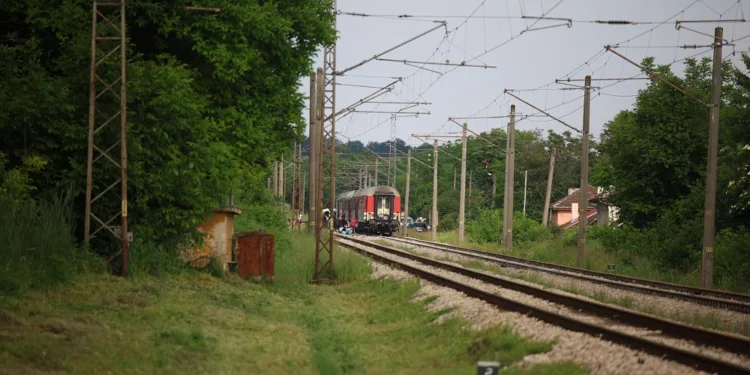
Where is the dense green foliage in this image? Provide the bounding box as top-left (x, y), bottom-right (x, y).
top-left (466, 209), bottom-right (551, 245)
top-left (589, 55), bottom-right (750, 282)
top-left (1, 0), bottom-right (334, 251)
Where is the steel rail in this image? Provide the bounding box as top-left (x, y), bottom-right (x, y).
top-left (337, 237), bottom-right (750, 374)
top-left (392, 236), bottom-right (750, 309)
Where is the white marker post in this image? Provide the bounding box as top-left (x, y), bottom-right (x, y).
top-left (477, 361), bottom-right (500, 375)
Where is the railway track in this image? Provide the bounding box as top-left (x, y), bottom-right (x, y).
top-left (386, 236), bottom-right (750, 314)
top-left (336, 235), bottom-right (750, 374)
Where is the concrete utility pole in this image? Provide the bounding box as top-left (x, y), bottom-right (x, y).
top-left (273, 161), bottom-right (279, 196)
top-left (375, 158), bottom-right (379, 186)
top-left (405, 149), bottom-right (411, 237)
top-left (702, 27), bottom-right (723, 289)
top-left (302, 173), bottom-right (306, 222)
top-left (432, 139), bottom-right (439, 241)
top-left (503, 105), bottom-right (516, 250)
top-left (279, 155), bottom-right (285, 198)
top-left (291, 145), bottom-right (298, 228)
top-left (542, 148), bottom-right (557, 226)
top-left (523, 170), bottom-right (528, 216)
top-left (308, 72), bottom-right (318, 230)
top-left (578, 75), bottom-right (592, 269)
top-left (459, 122), bottom-right (468, 243)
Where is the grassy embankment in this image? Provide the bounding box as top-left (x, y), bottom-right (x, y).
top-left (1, 228), bottom-right (587, 375)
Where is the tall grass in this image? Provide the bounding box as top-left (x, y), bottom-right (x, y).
top-left (0, 191), bottom-right (102, 294)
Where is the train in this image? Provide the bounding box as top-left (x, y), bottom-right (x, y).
top-left (335, 185), bottom-right (401, 236)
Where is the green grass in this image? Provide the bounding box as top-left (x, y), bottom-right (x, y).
top-left (0, 231), bottom-right (587, 375)
top-left (0, 192), bottom-right (103, 294)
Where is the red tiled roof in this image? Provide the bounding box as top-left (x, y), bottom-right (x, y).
top-left (551, 185), bottom-right (598, 211)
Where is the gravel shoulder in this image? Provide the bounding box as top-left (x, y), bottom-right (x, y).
top-left (341, 237), bottom-right (750, 371)
top-left (369, 256), bottom-right (709, 375)
top-left (379, 237), bottom-right (750, 337)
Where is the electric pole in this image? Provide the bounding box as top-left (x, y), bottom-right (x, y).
top-left (702, 27), bottom-right (723, 289)
top-left (308, 71), bottom-right (318, 230)
top-left (85, 0), bottom-right (130, 276)
top-left (578, 75), bottom-right (592, 269)
top-left (459, 122), bottom-right (468, 243)
top-left (523, 170), bottom-right (528, 217)
top-left (301, 172), bottom-right (306, 224)
top-left (405, 149), bottom-right (411, 237)
top-left (279, 155), bottom-right (285, 198)
top-left (375, 158), bottom-right (379, 186)
top-left (432, 139), bottom-right (439, 241)
top-left (503, 105), bottom-right (516, 250)
top-left (273, 161), bottom-right (279, 197)
top-left (291, 144), bottom-right (298, 228)
top-left (542, 148), bottom-right (557, 226)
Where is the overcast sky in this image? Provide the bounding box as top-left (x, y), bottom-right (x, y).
top-left (299, 0), bottom-right (749, 147)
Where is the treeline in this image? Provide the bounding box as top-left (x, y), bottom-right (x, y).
top-left (286, 55), bottom-right (750, 289)
top-left (1, 0), bottom-right (334, 291)
top-left (590, 56), bottom-right (750, 284)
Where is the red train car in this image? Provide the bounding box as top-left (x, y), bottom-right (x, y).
top-left (336, 185), bottom-right (401, 236)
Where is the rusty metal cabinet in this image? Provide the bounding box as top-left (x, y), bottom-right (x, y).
top-left (236, 231), bottom-right (275, 281)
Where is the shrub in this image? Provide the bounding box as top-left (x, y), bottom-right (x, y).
top-left (588, 225), bottom-right (640, 253)
top-left (714, 227), bottom-right (750, 290)
top-left (512, 213), bottom-right (551, 244)
top-left (563, 228), bottom-right (578, 246)
top-left (438, 212), bottom-right (458, 231)
top-left (466, 209), bottom-right (502, 244)
top-left (129, 238), bottom-right (184, 277)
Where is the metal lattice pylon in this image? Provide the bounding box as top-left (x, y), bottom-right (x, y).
top-left (313, 1), bottom-right (337, 282)
top-left (84, 1), bottom-right (129, 276)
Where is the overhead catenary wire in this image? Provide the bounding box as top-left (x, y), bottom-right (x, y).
top-left (337, 0), bottom-right (750, 156)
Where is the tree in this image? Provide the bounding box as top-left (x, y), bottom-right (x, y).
top-left (593, 56), bottom-right (744, 231)
top-left (0, 0), bottom-right (335, 247)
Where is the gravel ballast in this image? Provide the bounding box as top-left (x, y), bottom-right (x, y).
top-left (368, 259), bottom-right (708, 375)
top-left (340, 237), bottom-right (750, 371)
top-left (380, 237), bottom-right (750, 334)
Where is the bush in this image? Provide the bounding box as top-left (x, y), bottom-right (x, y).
top-left (466, 209), bottom-right (502, 244)
top-left (129, 238), bottom-right (184, 277)
top-left (645, 209), bottom-right (702, 272)
top-left (0, 190), bottom-right (102, 294)
top-left (512, 213), bottom-right (551, 244)
top-left (587, 225), bottom-right (646, 266)
top-left (714, 227), bottom-right (750, 290)
top-left (438, 212), bottom-right (458, 231)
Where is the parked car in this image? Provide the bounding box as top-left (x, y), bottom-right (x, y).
top-left (411, 222), bottom-right (429, 232)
